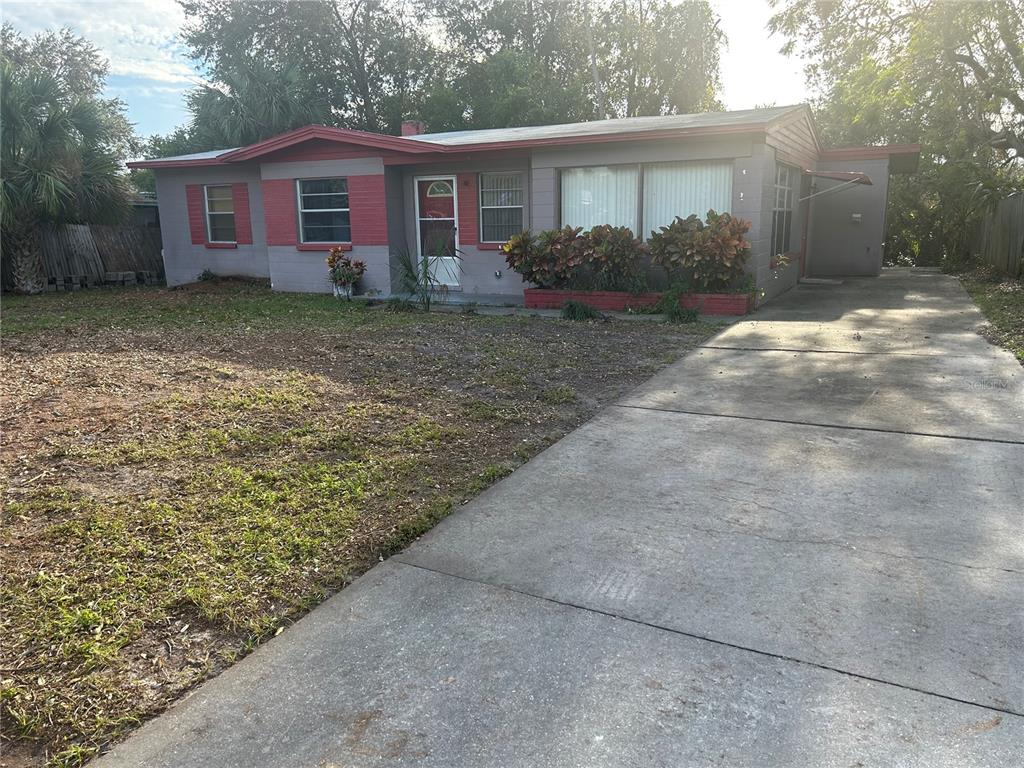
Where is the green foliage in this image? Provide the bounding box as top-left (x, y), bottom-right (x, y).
top-left (0, 24), bottom-right (134, 292)
top-left (580, 225), bottom-right (650, 292)
top-left (649, 210), bottom-right (752, 291)
top-left (390, 245), bottom-right (462, 311)
top-left (651, 283), bottom-right (700, 324)
top-left (595, 0), bottom-right (725, 116)
top-left (770, 0), bottom-right (1024, 267)
top-left (326, 249), bottom-right (367, 299)
top-left (154, 0), bottom-right (725, 156)
top-left (503, 227), bottom-right (584, 289)
top-left (560, 300), bottom-right (601, 321)
top-left (505, 225), bottom-right (652, 291)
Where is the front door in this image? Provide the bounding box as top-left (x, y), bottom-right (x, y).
top-left (415, 176), bottom-right (460, 287)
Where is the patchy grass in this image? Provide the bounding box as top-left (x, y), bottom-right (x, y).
top-left (959, 267), bottom-right (1024, 363)
top-left (0, 281), bottom-right (719, 766)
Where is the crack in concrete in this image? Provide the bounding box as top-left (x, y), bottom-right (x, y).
top-left (613, 403), bottom-right (1024, 446)
top-left (394, 559), bottom-right (1024, 720)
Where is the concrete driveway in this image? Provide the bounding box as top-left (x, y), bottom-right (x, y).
top-left (95, 269), bottom-right (1023, 767)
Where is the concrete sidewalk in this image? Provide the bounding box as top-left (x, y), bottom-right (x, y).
top-left (95, 269), bottom-right (1023, 767)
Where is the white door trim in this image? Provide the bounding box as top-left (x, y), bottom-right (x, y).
top-left (413, 174), bottom-right (460, 288)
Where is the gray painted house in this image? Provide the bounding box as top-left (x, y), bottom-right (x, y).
top-left (130, 105), bottom-right (919, 304)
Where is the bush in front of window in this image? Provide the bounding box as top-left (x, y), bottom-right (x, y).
top-left (504, 226), bottom-right (651, 291)
top-left (649, 210), bottom-right (752, 293)
top-left (580, 225), bottom-right (649, 293)
top-left (502, 228), bottom-right (583, 289)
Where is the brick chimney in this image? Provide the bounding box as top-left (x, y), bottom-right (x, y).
top-left (401, 120), bottom-right (427, 136)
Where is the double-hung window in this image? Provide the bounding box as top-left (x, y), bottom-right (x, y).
top-left (771, 165), bottom-right (796, 257)
top-left (479, 173), bottom-right (524, 242)
top-left (204, 185), bottom-right (236, 243)
top-left (297, 178), bottom-right (350, 243)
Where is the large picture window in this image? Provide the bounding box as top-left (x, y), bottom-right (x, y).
top-left (204, 185), bottom-right (236, 243)
top-left (560, 161), bottom-right (733, 237)
top-left (560, 166), bottom-right (638, 232)
top-left (479, 173), bottom-right (524, 242)
top-left (297, 178), bottom-right (351, 243)
top-left (771, 165), bottom-right (796, 257)
top-left (642, 161), bottom-right (732, 234)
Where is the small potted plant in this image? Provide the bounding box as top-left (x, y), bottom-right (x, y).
top-left (326, 248), bottom-right (367, 299)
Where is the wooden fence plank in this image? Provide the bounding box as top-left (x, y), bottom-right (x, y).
top-left (974, 193), bottom-right (1024, 277)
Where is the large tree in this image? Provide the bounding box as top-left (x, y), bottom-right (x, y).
top-left (0, 25), bottom-right (135, 293)
top-left (179, 0), bottom-right (435, 135)
top-left (596, 0), bottom-right (724, 117)
top-left (160, 0), bottom-right (726, 150)
top-left (770, 0), bottom-right (1024, 265)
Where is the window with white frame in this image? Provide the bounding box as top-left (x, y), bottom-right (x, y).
top-left (297, 178), bottom-right (351, 243)
top-left (771, 165), bottom-right (796, 257)
top-left (204, 185), bottom-right (236, 242)
top-left (479, 173), bottom-right (524, 242)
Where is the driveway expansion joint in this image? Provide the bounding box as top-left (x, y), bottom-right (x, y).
top-left (613, 403), bottom-right (1024, 446)
top-left (698, 343), bottom-right (988, 359)
top-left (392, 559), bottom-right (1024, 720)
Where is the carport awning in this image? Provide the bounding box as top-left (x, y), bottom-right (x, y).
top-left (806, 170), bottom-right (872, 185)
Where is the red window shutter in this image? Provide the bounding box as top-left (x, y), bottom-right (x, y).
top-left (232, 183), bottom-right (253, 244)
top-left (186, 184), bottom-right (207, 244)
top-left (456, 173), bottom-right (478, 246)
top-left (262, 179), bottom-right (297, 245)
top-left (348, 175), bottom-right (388, 245)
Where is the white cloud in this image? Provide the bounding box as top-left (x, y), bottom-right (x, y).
top-left (2, 0), bottom-right (202, 133)
top-left (3, 0), bottom-right (200, 84)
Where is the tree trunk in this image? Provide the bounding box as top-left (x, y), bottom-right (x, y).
top-left (3, 226), bottom-right (46, 294)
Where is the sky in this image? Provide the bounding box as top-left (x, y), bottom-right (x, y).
top-left (2, 0), bottom-right (809, 139)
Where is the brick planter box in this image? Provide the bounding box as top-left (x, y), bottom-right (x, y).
top-left (523, 288), bottom-right (753, 316)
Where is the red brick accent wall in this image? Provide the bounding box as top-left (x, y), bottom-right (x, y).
top-left (186, 184), bottom-right (206, 244)
top-left (232, 183), bottom-right (253, 244)
top-left (262, 179), bottom-right (298, 245)
top-left (456, 173), bottom-right (478, 246)
top-left (348, 174), bottom-right (388, 245)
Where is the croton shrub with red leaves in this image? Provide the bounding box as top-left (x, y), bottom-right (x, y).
top-left (649, 210), bottom-right (752, 292)
top-left (502, 225), bottom-right (648, 291)
top-left (504, 212), bottom-right (751, 294)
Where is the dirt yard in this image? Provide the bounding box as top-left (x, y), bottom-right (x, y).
top-left (0, 281), bottom-right (719, 767)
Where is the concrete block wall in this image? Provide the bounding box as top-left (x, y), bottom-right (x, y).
top-left (268, 245), bottom-right (391, 294)
top-left (259, 156), bottom-right (392, 295)
top-left (154, 166), bottom-right (269, 287)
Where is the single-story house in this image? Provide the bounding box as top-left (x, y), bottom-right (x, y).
top-left (129, 104), bottom-right (919, 304)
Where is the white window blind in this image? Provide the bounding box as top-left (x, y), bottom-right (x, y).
top-left (560, 166), bottom-right (638, 232)
top-left (642, 161), bottom-right (732, 235)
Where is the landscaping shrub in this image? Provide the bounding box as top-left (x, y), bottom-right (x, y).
top-left (649, 210), bottom-right (752, 292)
top-left (505, 225), bottom-right (649, 291)
top-left (580, 224), bottom-right (650, 292)
top-left (561, 299), bottom-right (601, 321)
top-left (502, 228), bottom-right (584, 289)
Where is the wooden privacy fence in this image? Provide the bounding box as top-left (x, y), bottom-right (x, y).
top-left (973, 192), bottom-right (1024, 277)
top-left (4, 223), bottom-right (164, 292)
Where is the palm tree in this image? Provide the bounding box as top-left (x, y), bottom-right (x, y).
top-left (187, 62), bottom-right (329, 149)
top-left (1, 60), bottom-right (130, 293)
